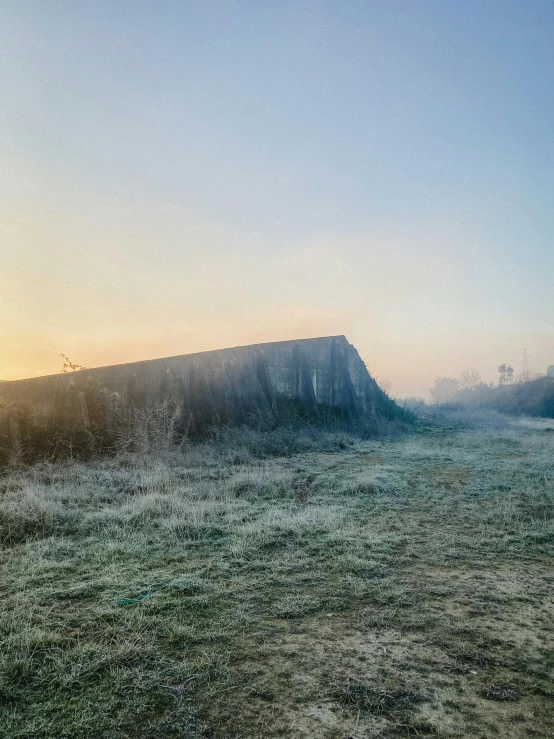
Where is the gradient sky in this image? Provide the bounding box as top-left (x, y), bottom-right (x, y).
top-left (1, 1), bottom-right (553, 397)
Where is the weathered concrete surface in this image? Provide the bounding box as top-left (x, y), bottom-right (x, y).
top-left (0, 336), bottom-right (391, 459)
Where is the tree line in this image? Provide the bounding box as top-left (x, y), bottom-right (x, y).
top-left (429, 365), bottom-right (545, 405)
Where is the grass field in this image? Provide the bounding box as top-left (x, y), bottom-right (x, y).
top-left (1, 417), bottom-right (553, 738)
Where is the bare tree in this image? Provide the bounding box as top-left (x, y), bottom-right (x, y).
top-left (459, 368), bottom-right (482, 391)
top-left (430, 377), bottom-right (459, 404)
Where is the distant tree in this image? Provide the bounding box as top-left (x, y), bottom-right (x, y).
top-left (497, 364), bottom-right (514, 386)
top-left (459, 368), bottom-right (482, 391)
top-left (517, 368), bottom-right (532, 383)
top-left (514, 369), bottom-right (545, 384)
top-left (430, 377), bottom-right (459, 404)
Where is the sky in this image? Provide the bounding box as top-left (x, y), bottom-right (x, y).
top-left (1, 0), bottom-right (553, 398)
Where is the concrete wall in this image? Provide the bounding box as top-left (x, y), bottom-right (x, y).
top-left (0, 336), bottom-right (387, 459)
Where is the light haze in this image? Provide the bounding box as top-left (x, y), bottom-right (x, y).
top-left (1, 1), bottom-right (553, 397)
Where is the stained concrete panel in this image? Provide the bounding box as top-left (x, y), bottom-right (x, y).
top-left (0, 336), bottom-right (389, 458)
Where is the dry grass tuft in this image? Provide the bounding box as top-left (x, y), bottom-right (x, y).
top-left (481, 682), bottom-right (521, 702)
top-left (336, 679), bottom-right (424, 714)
